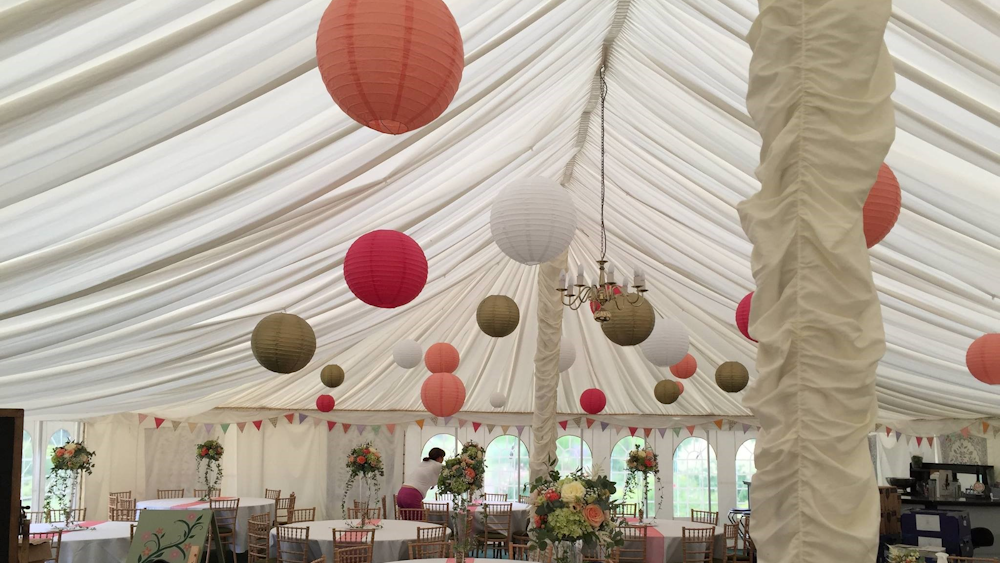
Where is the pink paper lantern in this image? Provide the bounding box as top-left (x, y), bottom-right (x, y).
top-left (736, 292), bottom-right (756, 342)
top-left (316, 394), bottom-right (336, 412)
top-left (579, 388), bottom-right (607, 415)
top-left (863, 163), bottom-right (902, 248)
top-left (676, 381), bottom-right (684, 395)
top-left (344, 230), bottom-right (428, 308)
top-left (421, 372), bottom-right (466, 417)
top-left (425, 342), bottom-right (460, 373)
top-left (968, 333), bottom-right (1000, 385)
top-left (670, 354), bottom-right (697, 379)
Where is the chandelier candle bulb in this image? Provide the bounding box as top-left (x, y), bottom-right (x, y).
top-left (558, 271), bottom-right (567, 289)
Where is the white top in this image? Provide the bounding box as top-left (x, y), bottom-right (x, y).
top-left (403, 459), bottom-right (443, 496)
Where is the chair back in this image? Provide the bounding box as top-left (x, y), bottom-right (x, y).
top-left (484, 493), bottom-right (508, 502)
top-left (210, 497), bottom-right (240, 553)
top-left (157, 489), bottom-right (185, 499)
top-left (511, 543), bottom-right (553, 562)
top-left (194, 487), bottom-right (222, 498)
top-left (346, 507), bottom-right (381, 521)
top-left (109, 491), bottom-right (131, 516)
top-left (416, 525), bottom-right (448, 543)
top-left (392, 494), bottom-right (399, 519)
top-left (619, 524), bottom-right (648, 563)
top-left (110, 498), bottom-right (139, 522)
top-left (422, 502), bottom-right (449, 526)
top-left (276, 525), bottom-right (311, 563)
top-left (28, 530), bottom-right (63, 563)
top-left (289, 508), bottom-right (317, 524)
top-left (335, 545), bottom-right (373, 563)
top-left (435, 492), bottom-right (453, 502)
top-left (333, 528), bottom-right (376, 549)
top-left (398, 507), bottom-right (425, 522)
top-left (723, 523), bottom-right (739, 562)
top-left (612, 504), bottom-right (637, 519)
top-left (581, 543), bottom-right (618, 563)
top-left (482, 502), bottom-right (513, 554)
top-left (519, 494), bottom-right (533, 504)
top-left (247, 515), bottom-right (273, 563)
top-left (682, 527), bottom-right (716, 562)
top-left (276, 493), bottom-right (297, 525)
top-left (48, 507), bottom-right (86, 523)
top-left (408, 541), bottom-right (451, 559)
top-left (26, 510), bottom-right (48, 524)
top-left (266, 488), bottom-right (282, 501)
top-left (690, 509), bottom-right (719, 526)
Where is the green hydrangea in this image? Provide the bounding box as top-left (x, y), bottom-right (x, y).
top-left (548, 508), bottom-right (589, 539)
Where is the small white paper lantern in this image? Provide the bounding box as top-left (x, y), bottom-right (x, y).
top-left (559, 340), bottom-right (576, 372)
top-left (639, 318), bottom-right (689, 367)
top-left (490, 177), bottom-right (577, 265)
top-left (393, 339), bottom-right (422, 369)
top-left (489, 392), bottom-right (507, 409)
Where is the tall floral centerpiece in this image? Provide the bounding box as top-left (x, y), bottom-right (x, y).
top-left (45, 440), bottom-right (96, 529)
top-left (886, 546), bottom-right (921, 563)
top-left (624, 444), bottom-right (659, 522)
top-left (342, 442), bottom-right (385, 528)
top-left (436, 441), bottom-right (486, 561)
top-left (527, 465), bottom-right (624, 563)
top-left (195, 439), bottom-right (224, 501)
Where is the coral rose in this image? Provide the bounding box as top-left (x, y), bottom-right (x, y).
top-left (645, 458), bottom-right (654, 467)
top-left (465, 467), bottom-right (476, 479)
top-left (544, 490), bottom-right (560, 502)
top-left (357, 456), bottom-right (367, 464)
top-left (56, 448), bottom-right (65, 456)
top-left (583, 504), bottom-right (605, 527)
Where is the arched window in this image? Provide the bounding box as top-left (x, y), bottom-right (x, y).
top-left (21, 431), bottom-right (33, 505)
top-left (484, 436), bottom-right (529, 501)
top-left (673, 437), bottom-right (718, 518)
top-left (610, 437), bottom-right (656, 517)
top-left (421, 433), bottom-right (458, 460)
top-left (735, 439), bottom-right (757, 509)
top-left (555, 436), bottom-right (593, 475)
top-left (45, 429), bottom-right (72, 511)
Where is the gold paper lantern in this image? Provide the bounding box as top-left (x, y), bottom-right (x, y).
top-left (654, 380), bottom-right (680, 405)
top-left (476, 295), bottom-right (520, 337)
top-left (716, 361), bottom-right (749, 393)
top-left (251, 313), bottom-right (317, 374)
top-left (321, 364), bottom-right (345, 388)
top-left (601, 295), bottom-right (655, 346)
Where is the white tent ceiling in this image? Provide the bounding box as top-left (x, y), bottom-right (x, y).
top-left (1, 0), bottom-right (998, 423)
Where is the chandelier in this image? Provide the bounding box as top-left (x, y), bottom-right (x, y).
top-left (556, 66), bottom-right (648, 323)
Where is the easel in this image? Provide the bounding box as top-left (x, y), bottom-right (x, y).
top-left (127, 509), bottom-right (225, 563)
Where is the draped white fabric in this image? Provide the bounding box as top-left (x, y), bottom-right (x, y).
top-left (1, 0), bottom-right (998, 426)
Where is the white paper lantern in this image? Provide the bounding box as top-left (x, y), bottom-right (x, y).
top-left (489, 392), bottom-right (507, 409)
top-left (639, 318), bottom-right (689, 367)
top-left (393, 339), bottom-right (422, 369)
top-left (490, 177), bottom-right (577, 265)
top-left (558, 341), bottom-right (576, 372)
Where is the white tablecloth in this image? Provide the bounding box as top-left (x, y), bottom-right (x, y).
top-left (30, 521), bottom-right (133, 563)
top-left (137, 497), bottom-right (274, 553)
top-left (269, 520), bottom-right (447, 563)
top-left (643, 519), bottom-right (726, 563)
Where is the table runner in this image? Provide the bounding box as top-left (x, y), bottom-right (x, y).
top-left (62, 521), bottom-right (107, 532)
top-left (626, 518), bottom-right (664, 563)
top-left (171, 497), bottom-right (236, 509)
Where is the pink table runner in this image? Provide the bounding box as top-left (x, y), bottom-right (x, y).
top-left (171, 497), bottom-right (236, 509)
top-left (447, 559), bottom-right (474, 563)
top-left (338, 523), bottom-right (380, 543)
top-left (626, 518), bottom-right (664, 563)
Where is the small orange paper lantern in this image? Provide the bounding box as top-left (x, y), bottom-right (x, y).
top-left (863, 163), bottom-right (901, 248)
top-left (676, 381), bottom-right (685, 395)
top-left (968, 334), bottom-right (1000, 385)
top-left (316, 0), bottom-right (464, 134)
top-left (425, 342), bottom-right (459, 373)
top-left (421, 372), bottom-right (466, 417)
top-left (670, 354), bottom-right (697, 379)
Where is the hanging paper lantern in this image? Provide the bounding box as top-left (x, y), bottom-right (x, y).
top-left (490, 177), bottom-right (578, 265)
top-left (670, 354), bottom-right (697, 379)
top-left (476, 295), bottom-right (520, 337)
top-left (736, 292), bottom-right (756, 342)
top-left (716, 361), bottom-right (750, 393)
top-left (393, 340), bottom-right (423, 369)
top-left (315, 0), bottom-right (464, 134)
top-left (639, 318), bottom-right (689, 367)
top-left (251, 313), bottom-right (317, 374)
top-left (654, 380), bottom-right (680, 405)
top-left (580, 389), bottom-right (607, 415)
top-left (863, 163), bottom-right (902, 248)
top-left (601, 295), bottom-right (655, 346)
top-left (421, 372), bottom-right (466, 417)
top-left (676, 381), bottom-right (685, 395)
top-left (967, 333), bottom-right (1000, 385)
top-left (344, 230), bottom-right (428, 308)
top-left (320, 365), bottom-right (345, 388)
top-left (489, 392), bottom-right (507, 409)
top-left (425, 342), bottom-right (460, 373)
top-left (559, 341), bottom-right (576, 372)
top-left (316, 394), bottom-right (336, 412)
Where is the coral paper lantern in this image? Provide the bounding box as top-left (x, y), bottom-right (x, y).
top-left (320, 365), bottom-right (345, 388)
top-left (639, 318), bottom-right (689, 366)
top-left (393, 339), bottom-right (423, 369)
top-left (476, 295), bottom-right (520, 337)
top-left (559, 341), bottom-right (577, 372)
top-left (716, 361), bottom-right (750, 393)
top-left (601, 295), bottom-right (655, 346)
top-left (316, 394), bottom-right (336, 412)
top-left (316, 0), bottom-right (464, 134)
top-left (654, 380), bottom-right (680, 405)
top-left (967, 333), bottom-right (1000, 385)
top-left (421, 372), bottom-right (466, 417)
top-left (490, 177), bottom-right (578, 265)
top-left (670, 354), bottom-right (697, 379)
top-left (863, 163), bottom-right (902, 248)
top-left (425, 342), bottom-right (460, 373)
top-left (736, 292), bottom-right (756, 342)
top-left (676, 381), bottom-right (685, 395)
top-left (580, 389), bottom-right (607, 415)
top-left (489, 392), bottom-right (507, 409)
top-left (344, 230), bottom-right (428, 308)
top-left (251, 313), bottom-right (317, 374)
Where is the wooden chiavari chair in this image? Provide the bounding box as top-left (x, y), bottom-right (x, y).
top-left (422, 502), bottom-right (449, 526)
top-left (612, 504), bottom-right (637, 519)
top-left (381, 495), bottom-right (388, 519)
top-left (724, 523), bottom-right (741, 563)
top-left (27, 510), bottom-right (48, 524)
top-left (289, 508), bottom-right (317, 524)
top-left (194, 487), bottom-right (222, 498)
top-left (110, 498), bottom-right (139, 522)
top-left (619, 524), bottom-right (648, 563)
top-left (690, 509), bottom-right (719, 526)
top-left (682, 527), bottom-right (715, 563)
top-left (210, 497), bottom-right (240, 563)
top-left (408, 541), bottom-right (451, 559)
top-left (247, 512), bottom-right (273, 563)
top-left (519, 494), bottom-right (532, 504)
top-left (335, 545), bottom-right (372, 563)
top-left (48, 507), bottom-right (86, 523)
top-left (416, 525), bottom-right (447, 543)
top-left (108, 491), bottom-right (131, 517)
top-left (332, 528), bottom-right (376, 551)
top-left (266, 488), bottom-right (282, 501)
top-left (948, 558), bottom-right (1000, 562)
top-left (398, 507), bottom-right (425, 522)
top-left (129, 523), bottom-right (136, 542)
top-left (581, 543), bottom-right (619, 563)
top-left (157, 488), bottom-right (185, 499)
top-left (275, 493), bottom-right (296, 525)
top-left (484, 493), bottom-right (508, 502)
top-left (392, 494), bottom-right (399, 519)
top-left (511, 543), bottom-right (553, 562)
top-left (482, 503), bottom-right (513, 558)
top-left (276, 525), bottom-right (311, 563)
top-left (435, 492), bottom-right (453, 502)
top-left (346, 507), bottom-right (381, 521)
top-left (28, 529), bottom-right (63, 563)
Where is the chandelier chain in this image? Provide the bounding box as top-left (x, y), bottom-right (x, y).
top-left (600, 65), bottom-right (607, 261)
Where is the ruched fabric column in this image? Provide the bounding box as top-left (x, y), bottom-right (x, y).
top-left (737, 1), bottom-right (895, 562)
top-left (530, 250), bottom-right (568, 480)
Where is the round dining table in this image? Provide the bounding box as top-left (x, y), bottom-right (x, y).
top-left (30, 521), bottom-right (133, 563)
top-left (136, 496), bottom-right (274, 553)
top-left (638, 519), bottom-right (726, 563)
top-left (269, 519), bottom-right (448, 563)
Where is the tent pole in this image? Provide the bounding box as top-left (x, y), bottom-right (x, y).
top-left (529, 250), bottom-right (568, 481)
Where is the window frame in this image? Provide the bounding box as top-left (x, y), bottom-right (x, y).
top-left (672, 436), bottom-right (718, 518)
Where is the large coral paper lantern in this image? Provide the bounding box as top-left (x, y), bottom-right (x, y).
top-left (316, 0), bottom-right (464, 134)
top-left (580, 389), bottom-right (607, 415)
top-left (736, 292), bottom-right (756, 342)
top-left (670, 354), bottom-right (697, 379)
top-left (967, 333), bottom-right (1000, 385)
top-left (425, 342), bottom-right (460, 373)
top-left (421, 372), bottom-right (466, 417)
top-left (863, 163), bottom-right (902, 248)
top-left (344, 230), bottom-right (428, 308)
top-left (490, 177), bottom-right (578, 265)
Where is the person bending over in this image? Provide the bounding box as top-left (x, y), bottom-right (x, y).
top-left (396, 447), bottom-right (445, 520)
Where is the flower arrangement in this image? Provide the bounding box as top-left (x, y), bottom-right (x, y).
top-left (436, 441), bottom-right (487, 561)
top-left (886, 546), bottom-right (920, 563)
top-left (195, 439), bottom-right (224, 500)
top-left (342, 442), bottom-right (385, 527)
top-left (623, 444), bottom-right (659, 520)
top-left (45, 440), bottom-right (96, 528)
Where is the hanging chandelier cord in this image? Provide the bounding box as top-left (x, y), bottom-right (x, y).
top-left (599, 65), bottom-right (608, 261)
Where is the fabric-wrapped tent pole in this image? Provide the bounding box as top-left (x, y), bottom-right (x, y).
top-left (530, 250), bottom-right (568, 480)
top-left (737, 1), bottom-right (895, 562)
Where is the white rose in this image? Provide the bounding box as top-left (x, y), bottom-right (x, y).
top-left (561, 481), bottom-right (586, 502)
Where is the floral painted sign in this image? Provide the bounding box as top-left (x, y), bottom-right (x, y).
top-left (127, 509), bottom-right (223, 563)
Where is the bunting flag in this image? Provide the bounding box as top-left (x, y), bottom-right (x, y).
top-left (612, 425), bottom-right (622, 434)
top-left (372, 426), bottom-right (381, 435)
top-left (928, 437), bottom-right (935, 448)
top-left (268, 417), bottom-right (279, 428)
top-left (457, 419), bottom-right (467, 429)
top-left (328, 421), bottom-right (336, 432)
top-left (916, 437), bottom-right (924, 447)
top-left (299, 413), bottom-right (309, 424)
top-left (895, 431), bottom-right (901, 441)
top-left (415, 419), bottom-right (425, 429)
top-left (252, 420), bottom-right (263, 431)
top-left (742, 423), bottom-right (751, 434)
top-left (984, 421), bottom-right (990, 434)
top-left (154, 417), bottom-right (166, 429)
top-left (875, 424), bottom-right (883, 431)
top-left (431, 417), bottom-right (439, 426)
top-left (885, 427), bottom-right (892, 437)
top-left (643, 428), bottom-right (652, 438)
top-left (472, 422), bottom-right (481, 432)
top-left (558, 420), bottom-right (568, 431)
top-left (586, 419), bottom-right (595, 429)
top-left (600, 422), bottom-right (610, 431)
top-left (237, 422), bottom-right (247, 433)
top-left (284, 413), bottom-right (295, 424)
top-left (443, 417), bottom-right (452, 425)
top-left (686, 425), bottom-right (696, 436)
top-left (386, 424), bottom-right (396, 435)
top-left (205, 424), bottom-right (214, 434)
top-left (343, 424), bottom-right (352, 433)
top-left (313, 417), bottom-right (323, 427)
top-left (628, 427), bottom-right (638, 437)
top-left (714, 420), bottom-right (724, 430)
top-left (486, 424), bottom-right (495, 433)
top-left (572, 417), bottom-right (582, 427)
top-left (171, 421), bottom-right (182, 431)
top-left (220, 423), bottom-right (230, 434)
top-left (516, 425), bottom-right (525, 436)
top-left (502, 425), bottom-right (511, 435)
top-left (658, 428), bottom-right (667, 438)
top-left (188, 422), bottom-right (198, 433)
top-left (905, 435), bottom-right (911, 445)
top-left (138, 414), bottom-right (148, 425)
top-left (357, 425), bottom-right (366, 435)
top-left (672, 427), bottom-right (682, 437)
top-left (961, 427), bottom-right (971, 438)
top-left (994, 427), bottom-right (1000, 438)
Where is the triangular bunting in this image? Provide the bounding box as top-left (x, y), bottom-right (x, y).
top-left (600, 422), bottom-right (610, 431)
top-left (205, 424), bottom-right (214, 435)
top-left (658, 428), bottom-right (667, 438)
top-left (299, 413), bottom-right (309, 424)
top-left (415, 419), bottom-right (425, 429)
top-left (994, 427), bottom-right (1000, 438)
top-left (672, 428), bottom-right (682, 437)
top-left (686, 425), bottom-right (696, 436)
top-left (628, 427), bottom-right (638, 437)
top-left (516, 425), bottom-right (525, 436)
top-left (886, 427), bottom-right (892, 437)
top-left (313, 417), bottom-right (323, 427)
top-left (586, 418), bottom-right (595, 429)
top-left (905, 435), bottom-right (911, 445)
top-left (372, 426), bottom-right (381, 435)
top-left (357, 425), bottom-right (366, 435)
top-left (252, 420), bottom-right (262, 431)
top-left (187, 422), bottom-right (198, 433)
top-left (983, 421), bottom-right (990, 433)
top-left (928, 436), bottom-right (935, 448)
top-left (456, 419), bottom-right (467, 429)
top-left (171, 421), bottom-right (182, 431)
top-left (961, 427), bottom-right (971, 438)
top-left (343, 424), bottom-right (352, 434)
top-left (386, 424), bottom-right (396, 435)
top-left (742, 423), bottom-right (751, 434)
top-left (572, 417), bottom-right (582, 427)
top-left (443, 417), bottom-right (452, 425)
top-left (612, 424), bottom-right (622, 434)
top-left (430, 417), bottom-right (439, 426)
top-left (327, 421), bottom-right (336, 432)
top-left (501, 425), bottom-right (510, 434)
top-left (486, 424), bottom-right (495, 433)
top-left (643, 428), bottom-right (652, 438)
top-left (916, 437), bottom-right (924, 447)
top-left (284, 413), bottom-right (295, 424)
top-left (220, 423), bottom-right (230, 434)
top-left (558, 420), bottom-right (568, 431)
top-left (237, 422), bottom-right (247, 433)
top-left (154, 417), bottom-right (166, 429)
top-left (714, 420), bottom-right (724, 430)
top-left (472, 422), bottom-right (481, 432)
top-left (895, 431), bottom-right (901, 440)
top-left (268, 417), bottom-right (279, 428)
top-left (138, 414), bottom-right (148, 425)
